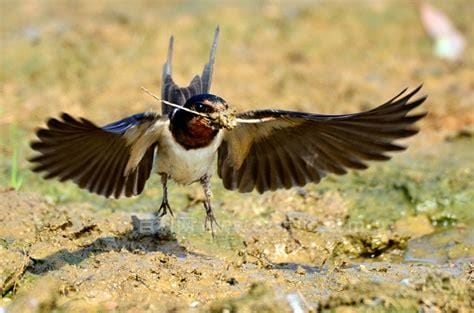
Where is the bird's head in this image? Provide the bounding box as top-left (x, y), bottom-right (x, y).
top-left (169, 94), bottom-right (237, 149)
top-left (173, 94), bottom-right (237, 130)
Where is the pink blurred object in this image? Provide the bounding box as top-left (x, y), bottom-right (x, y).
top-left (419, 2), bottom-right (465, 62)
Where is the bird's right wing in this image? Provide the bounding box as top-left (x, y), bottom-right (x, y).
top-left (30, 112), bottom-right (167, 198)
top-left (161, 27), bottom-right (220, 115)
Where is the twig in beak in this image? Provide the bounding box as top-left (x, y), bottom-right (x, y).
top-left (141, 87), bottom-right (209, 118)
top-left (235, 117), bottom-right (275, 123)
top-left (141, 86), bottom-right (273, 127)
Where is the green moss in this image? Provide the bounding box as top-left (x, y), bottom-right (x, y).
top-left (305, 140), bottom-right (474, 229)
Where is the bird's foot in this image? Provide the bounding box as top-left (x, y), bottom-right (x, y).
top-left (204, 205), bottom-right (220, 238)
top-left (155, 200), bottom-right (174, 218)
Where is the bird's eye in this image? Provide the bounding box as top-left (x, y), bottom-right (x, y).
top-left (196, 103), bottom-right (205, 111)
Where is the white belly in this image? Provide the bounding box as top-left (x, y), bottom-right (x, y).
top-left (155, 126), bottom-right (224, 184)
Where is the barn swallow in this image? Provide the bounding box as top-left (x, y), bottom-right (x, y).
top-left (30, 27), bottom-right (427, 233)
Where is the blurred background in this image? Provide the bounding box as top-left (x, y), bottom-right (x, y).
top-left (0, 0), bottom-right (473, 311)
top-left (0, 0), bottom-right (472, 218)
top-left (1, 1), bottom-right (472, 124)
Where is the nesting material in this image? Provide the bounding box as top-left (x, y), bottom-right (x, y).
top-left (210, 109), bottom-right (238, 130)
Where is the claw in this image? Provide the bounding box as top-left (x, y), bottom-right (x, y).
top-left (200, 175), bottom-right (220, 237)
top-left (156, 173), bottom-right (173, 218)
top-left (204, 202), bottom-right (220, 238)
top-left (156, 200), bottom-right (174, 217)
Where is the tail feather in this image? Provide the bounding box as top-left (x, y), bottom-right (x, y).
top-left (160, 26), bottom-right (220, 115)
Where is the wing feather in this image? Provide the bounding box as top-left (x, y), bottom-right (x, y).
top-left (30, 113), bottom-right (164, 198)
top-left (218, 86), bottom-right (427, 193)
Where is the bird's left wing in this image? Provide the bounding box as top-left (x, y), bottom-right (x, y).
top-left (30, 112), bottom-right (166, 198)
top-left (218, 86), bottom-right (427, 193)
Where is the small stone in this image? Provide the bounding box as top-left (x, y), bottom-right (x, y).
top-left (359, 264), bottom-right (370, 272)
top-left (295, 266), bottom-right (306, 275)
top-left (400, 278), bottom-right (410, 286)
top-left (226, 277), bottom-right (238, 285)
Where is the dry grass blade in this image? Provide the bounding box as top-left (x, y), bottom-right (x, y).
top-left (141, 87), bottom-right (209, 118)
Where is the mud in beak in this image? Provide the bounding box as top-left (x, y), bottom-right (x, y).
top-left (208, 109), bottom-right (238, 130)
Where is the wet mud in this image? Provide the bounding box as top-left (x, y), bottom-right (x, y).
top-left (1, 187), bottom-right (472, 312)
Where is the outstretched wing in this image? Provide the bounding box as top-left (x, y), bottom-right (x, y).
top-left (30, 112), bottom-right (166, 198)
top-left (161, 26), bottom-right (220, 115)
top-left (218, 86), bottom-right (427, 193)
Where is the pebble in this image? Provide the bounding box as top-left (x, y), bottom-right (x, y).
top-left (400, 278), bottom-right (410, 286)
top-left (295, 266), bottom-right (306, 275)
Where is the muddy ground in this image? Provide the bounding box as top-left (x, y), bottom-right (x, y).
top-left (1, 0), bottom-right (473, 312)
top-left (1, 185), bottom-right (472, 312)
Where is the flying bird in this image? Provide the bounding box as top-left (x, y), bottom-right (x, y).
top-left (30, 27), bottom-right (427, 233)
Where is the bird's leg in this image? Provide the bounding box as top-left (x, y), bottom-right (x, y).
top-left (200, 175), bottom-right (219, 236)
top-left (156, 173), bottom-right (173, 217)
